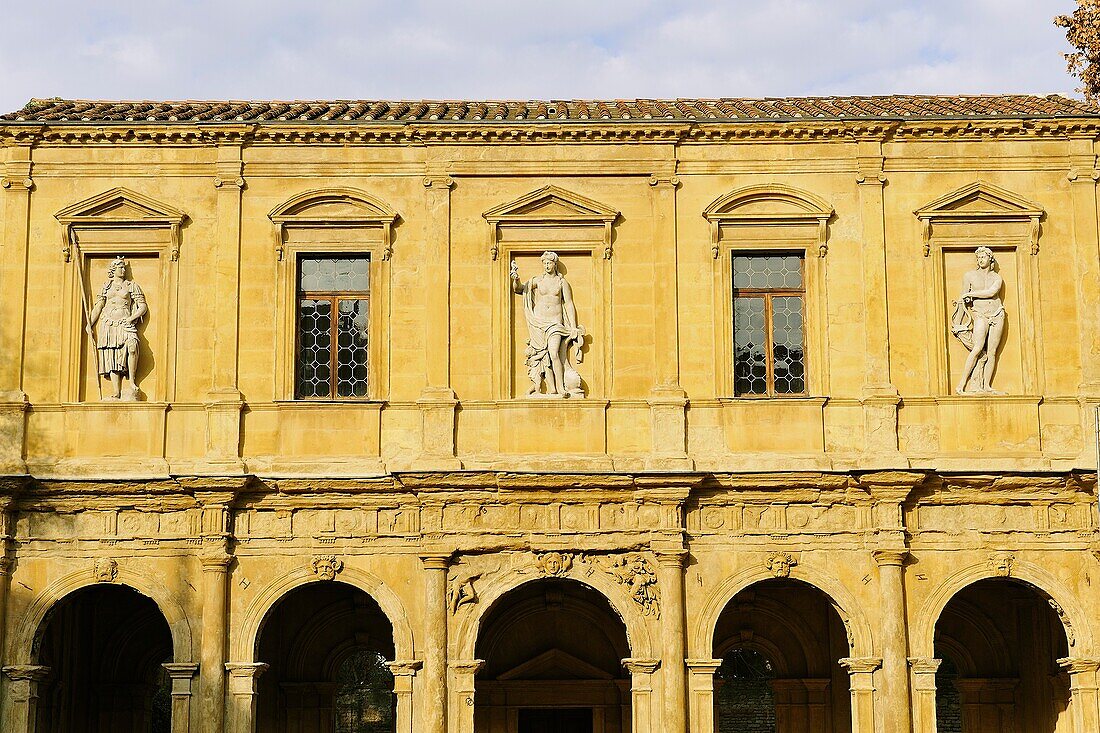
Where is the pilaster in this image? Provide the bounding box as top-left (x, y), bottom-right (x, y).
top-left (224, 662), bottom-right (267, 733)
top-left (1059, 657), bottom-right (1100, 733)
top-left (685, 658), bottom-right (722, 733)
top-left (1068, 138), bottom-right (1100, 468)
top-left (204, 141), bottom-right (248, 473)
top-left (163, 662), bottom-right (200, 733)
top-left (839, 657), bottom-right (881, 733)
top-left (646, 173), bottom-right (691, 470)
top-left (417, 174), bottom-right (460, 470)
top-left (3, 664), bottom-right (50, 733)
top-left (909, 657), bottom-right (941, 733)
top-left (622, 658), bottom-right (661, 733)
top-left (448, 659), bottom-right (484, 733)
top-left (0, 145), bottom-right (34, 475)
top-left (387, 660), bottom-right (422, 733)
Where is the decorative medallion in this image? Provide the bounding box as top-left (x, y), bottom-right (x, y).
top-left (310, 555), bottom-right (343, 581)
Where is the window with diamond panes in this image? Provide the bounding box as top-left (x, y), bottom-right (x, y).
top-left (732, 253), bottom-right (806, 396)
top-left (296, 256), bottom-right (370, 399)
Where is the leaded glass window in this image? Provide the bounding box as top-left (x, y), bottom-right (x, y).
top-left (296, 256), bottom-right (370, 399)
top-left (732, 253), bottom-right (806, 396)
top-left (334, 649), bottom-right (396, 733)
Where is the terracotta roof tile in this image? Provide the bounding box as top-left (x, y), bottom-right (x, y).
top-left (3, 95), bottom-right (1097, 123)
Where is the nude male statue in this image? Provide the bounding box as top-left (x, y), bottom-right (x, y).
top-left (86, 256), bottom-right (147, 400)
top-left (951, 246), bottom-right (1005, 395)
top-left (510, 251), bottom-right (586, 397)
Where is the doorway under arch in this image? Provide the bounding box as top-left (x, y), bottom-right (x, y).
top-left (933, 578), bottom-right (1071, 732)
top-left (475, 578), bottom-right (632, 733)
top-left (711, 578), bottom-right (852, 733)
top-left (255, 581), bottom-right (397, 733)
top-left (34, 584), bottom-right (174, 733)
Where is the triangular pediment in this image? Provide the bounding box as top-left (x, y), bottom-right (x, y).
top-left (915, 181), bottom-right (1043, 220)
top-left (483, 185), bottom-right (618, 223)
top-left (269, 188), bottom-right (398, 224)
top-left (55, 187), bottom-right (186, 225)
top-left (704, 184), bottom-right (833, 221)
top-left (496, 649), bottom-right (616, 681)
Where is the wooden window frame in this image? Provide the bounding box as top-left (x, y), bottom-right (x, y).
top-left (294, 255), bottom-right (372, 400)
top-left (731, 252), bottom-right (807, 397)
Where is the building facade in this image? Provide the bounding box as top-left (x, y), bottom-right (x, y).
top-left (0, 95), bottom-right (1098, 733)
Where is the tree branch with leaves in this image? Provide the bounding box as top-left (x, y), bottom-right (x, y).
top-left (1056, 0), bottom-right (1100, 101)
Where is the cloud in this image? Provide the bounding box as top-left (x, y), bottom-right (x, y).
top-left (0, 0), bottom-right (1081, 113)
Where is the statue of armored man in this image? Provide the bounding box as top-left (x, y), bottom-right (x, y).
top-left (950, 246), bottom-right (1005, 395)
top-left (510, 251), bottom-right (586, 397)
top-left (86, 256), bottom-right (147, 400)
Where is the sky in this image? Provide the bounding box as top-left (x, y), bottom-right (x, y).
top-left (0, 0), bottom-right (1084, 113)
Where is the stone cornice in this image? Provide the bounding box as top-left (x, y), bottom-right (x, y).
top-left (3, 118), bottom-right (1100, 148)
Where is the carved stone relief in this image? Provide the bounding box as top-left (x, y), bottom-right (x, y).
top-left (603, 553), bottom-right (660, 618)
top-left (309, 555), bottom-right (343, 581)
top-left (510, 252), bottom-right (586, 398)
top-left (534, 551), bottom-right (574, 577)
top-left (766, 551), bottom-right (797, 578)
top-left (448, 573), bottom-right (480, 615)
top-left (1049, 599), bottom-right (1076, 647)
top-left (84, 256), bottom-right (148, 401)
top-left (950, 247), bottom-right (1006, 395)
top-left (93, 557), bottom-right (118, 582)
top-left (988, 551), bottom-right (1014, 577)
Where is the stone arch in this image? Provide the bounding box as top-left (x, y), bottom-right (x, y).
top-left (913, 559), bottom-right (1092, 659)
top-left (453, 566), bottom-right (656, 661)
top-left (693, 564), bottom-right (874, 659)
top-left (712, 597), bottom-right (822, 677)
top-left (233, 565), bottom-right (415, 663)
top-left (703, 183), bottom-right (835, 220)
top-left (12, 566), bottom-right (194, 664)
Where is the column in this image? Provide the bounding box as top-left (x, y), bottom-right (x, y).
top-left (839, 657), bottom-right (881, 733)
top-left (224, 662), bottom-right (267, 733)
top-left (0, 146), bottom-right (34, 474)
top-left (872, 549), bottom-right (911, 733)
top-left (646, 173), bottom-right (691, 470)
top-left (3, 665), bottom-right (49, 733)
top-left (387, 660), bottom-right (422, 733)
top-left (449, 659), bottom-right (484, 733)
top-left (623, 659), bottom-right (661, 733)
top-left (655, 548), bottom-right (688, 733)
top-left (909, 657), bottom-right (941, 733)
top-left (200, 551), bottom-right (231, 733)
top-left (686, 659), bottom-right (722, 733)
top-left (417, 175), bottom-right (460, 469)
top-left (163, 663), bottom-right (199, 733)
top-left (0, 493), bottom-right (17, 668)
top-left (420, 554), bottom-right (450, 733)
top-left (1059, 657), bottom-right (1100, 733)
top-left (205, 142), bottom-right (248, 472)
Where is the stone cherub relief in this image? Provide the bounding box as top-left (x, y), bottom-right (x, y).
top-left (510, 251), bottom-right (586, 398)
top-left (950, 246), bottom-right (1006, 395)
top-left (84, 256), bottom-right (147, 401)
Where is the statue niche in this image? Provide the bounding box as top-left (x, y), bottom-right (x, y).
top-left (950, 246), bottom-right (1006, 395)
top-left (84, 256), bottom-right (148, 401)
top-left (510, 251), bottom-right (586, 398)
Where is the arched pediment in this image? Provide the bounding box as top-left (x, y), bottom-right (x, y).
top-left (55, 187), bottom-right (186, 226)
top-left (704, 184), bottom-right (834, 221)
top-left (268, 187), bottom-right (399, 225)
top-left (268, 188), bottom-right (399, 260)
top-left (483, 185), bottom-right (618, 224)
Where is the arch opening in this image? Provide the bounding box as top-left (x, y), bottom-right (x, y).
top-left (34, 584), bottom-right (174, 733)
top-left (255, 581), bottom-right (397, 733)
top-left (474, 578), bottom-right (632, 733)
top-left (933, 578), bottom-right (1071, 733)
top-left (711, 578), bottom-right (852, 733)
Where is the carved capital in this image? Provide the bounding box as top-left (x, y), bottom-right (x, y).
top-left (648, 174), bottom-right (680, 188)
top-left (386, 660), bottom-right (423, 677)
top-left (908, 657), bottom-right (943, 675)
top-left (855, 172), bottom-right (887, 185)
top-left (1058, 657), bottom-right (1100, 675)
top-left (420, 553), bottom-right (452, 571)
top-left (872, 548), bottom-right (909, 567)
top-left (622, 658), bottom-right (661, 675)
top-left (653, 548), bottom-right (689, 569)
top-left (310, 555), bottom-right (343, 581)
top-left (423, 176), bottom-right (455, 190)
top-left (225, 662), bottom-right (268, 694)
top-left (93, 557), bottom-right (118, 582)
top-left (449, 659), bottom-right (486, 676)
top-left (987, 551), bottom-right (1014, 577)
top-left (3, 665), bottom-right (49, 702)
top-left (0, 177), bottom-right (33, 191)
top-left (200, 551), bottom-right (233, 572)
top-left (839, 657), bottom-right (882, 674)
top-left (0, 556), bottom-right (13, 577)
top-left (213, 176), bottom-right (245, 189)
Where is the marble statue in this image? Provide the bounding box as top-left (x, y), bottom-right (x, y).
top-left (510, 251), bottom-right (586, 397)
top-left (950, 246), bottom-right (1005, 395)
top-left (86, 256), bottom-right (147, 401)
